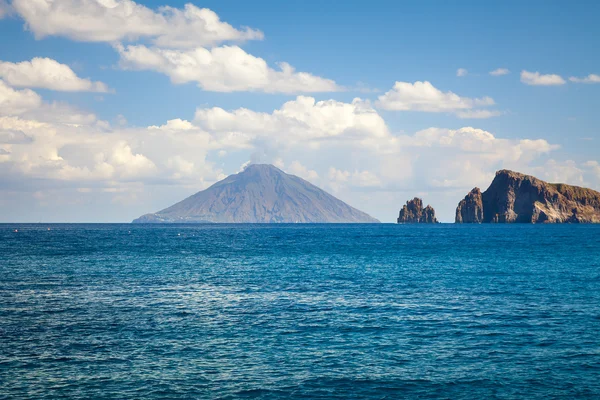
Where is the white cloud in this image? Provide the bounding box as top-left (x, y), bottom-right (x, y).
top-left (30, 101), bottom-right (98, 125)
top-left (407, 127), bottom-right (557, 158)
top-left (456, 68), bottom-right (468, 77)
top-left (569, 74), bottom-right (600, 84)
top-left (0, 129), bottom-right (33, 144)
top-left (11, 1), bottom-right (335, 95)
top-left (194, 99), bottom-right (559, 202)
top-left (0, 79), bottom-right (42, 115)
top-left (378, 127), bottom-right (560, 199)
top-left (1, 92), bottom-right (589, 222)
top-left (0, 113), bottom-right (220, 187)
top-left (376, 81), bottom-right (498, 118)
top-left (116, 44), bottom-right (340, 93)
top-left (12, 0), bottom-right (263, 48)
top-left (489, 68), bottom-right (510, 76)
top-left (0, 57), bottom-right (110, 92)
top-left (532, 159), bottom-right (585, 186)
top-left (149, 118), bottom-right (195, 131)
top-left (194, 96), bottom-right (389, 144)
top-left (288, 160), bottom-right (319, 182)
top-left (520, 70), bottom-right (566, 86)
top-left (109, 141), bottom-right (157, 179)
top-left (0, 78), bottom-right (101, 126)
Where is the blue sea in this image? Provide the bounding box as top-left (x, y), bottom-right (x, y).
top-left (1, 224), bottom-right (600, 399)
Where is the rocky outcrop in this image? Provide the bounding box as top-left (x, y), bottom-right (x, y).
top-left (455, 188), bottom-right (484, 223)
top-left (397, 198), bottom-right (438, 223)
top-left (455, 170), bottom-right (600, 223)
top-left (133, 164), bottom-right (379, 223)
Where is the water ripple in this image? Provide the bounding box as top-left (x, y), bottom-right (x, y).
top-left (1, 223), bottom-right (600, 399)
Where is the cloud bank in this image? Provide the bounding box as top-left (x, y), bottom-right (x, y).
top-left (0, 57), bottom-right (110, 92)
top-left (12, 0), bottom-right (263, 48)
top-left (116, 44), bottom-right (341, 93)
top-left (376, 81), bottom-right (499, 118)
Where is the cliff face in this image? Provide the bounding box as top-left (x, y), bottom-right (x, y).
top-left (455, 170), bottom-right (600, 223)
top-left (133, 164), bottom-right (379, 223)
top-left (397, 198), bottom-right (438, 223)
top-left (455, 188), bottom-right (484, 223)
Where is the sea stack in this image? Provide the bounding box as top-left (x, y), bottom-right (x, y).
top-left (455, 169), bottom-right (600, 223)
top-left (133, 164), bottom-right (379, 223)
top-left (455, 188), bottom-right (484, 223)
top-left (397, 198), bottom-right (438, 223)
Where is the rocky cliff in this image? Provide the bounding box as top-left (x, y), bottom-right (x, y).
top-left (397, 198), bottom-right (438, 223)
top-left (133, 164), bottom-right (379, 223)
top-left (455, 170), bottom-right (600, 223)
top-left (455, 188), bottom-right (484, 223)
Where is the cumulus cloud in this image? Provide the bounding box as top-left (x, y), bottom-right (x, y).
top-left (0, 57), bottom-right (110, 92)
top-left (197, 102), bottom-right (558, 199)
top-left (0, 81), bottom-right (222, 194)
top-left (108, 141), bottom-right (157, 179)
top-left (456, 68), bottom-right (468, 77)
top-left (288, 160), bottom-right (319, 182)
top-left (11, 1), bottom-right (335, 95)
top-left (2, 91), bottom-right (592, 222)
top-left (359, 127), bottom-right (550, 192)
top-left (0, 113), bottom-right (220, 188)
top-left (520, 70), bottom-right (566, 86)
top-left (194, 96), bottom-right (388, 144)
top-left (406, 127), bottom-right (557, 159)
top-left (0, 80), bottom-right (42, 115)
top-left (193, 98), bottom-right (560, 199)
top-left (376, 81), bottom-right (499, 118)
top-left (12, 0), bottom-right (263, 48)
top-left (0, 80), bottom-right (99, 126)
top-left (489, 68), bottom-right (510, 76)
top-left (531, 160), bottom-right (585, 186)
top-left (116, 44), bottom-right (340, 93)
top-left (569, 74), bottom-right (600, 84)
top-left (0, 129), bottom-right (33, 144)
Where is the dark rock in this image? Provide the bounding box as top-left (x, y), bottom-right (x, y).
top-left (455, 188), bottom-right (484, 223)
top-left (397, 198), bottom-right (438, 223)
top-left (455, 169), bottom-right (600, 223)
top-left (133, 164), bottom-right (379, 223)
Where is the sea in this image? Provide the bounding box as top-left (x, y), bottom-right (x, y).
top-left (1, 223), bottom-right (600, 399)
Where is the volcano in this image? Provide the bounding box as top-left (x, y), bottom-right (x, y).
top-left (132, 164), bottom-right (379, 223)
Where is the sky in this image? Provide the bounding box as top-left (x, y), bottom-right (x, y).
top-left (0, 0), bottom-right (599, 223)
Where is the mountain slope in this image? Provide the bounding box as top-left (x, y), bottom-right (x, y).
top-left (455, 169), bottom-right (600, 223)
top-left (133, 164), bottom-right (379, 223)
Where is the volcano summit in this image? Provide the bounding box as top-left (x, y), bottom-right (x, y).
top-left (133, 164), bottom-right (379, 223)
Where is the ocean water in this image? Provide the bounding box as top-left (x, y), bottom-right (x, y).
top-left (1, 224), bottom-right (600, 399)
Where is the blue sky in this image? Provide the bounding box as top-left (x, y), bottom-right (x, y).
top-left (0, 0), bottom-right (599, 222)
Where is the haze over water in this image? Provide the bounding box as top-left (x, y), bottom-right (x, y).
top-left (2, 224), bottom-right (600, 399)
